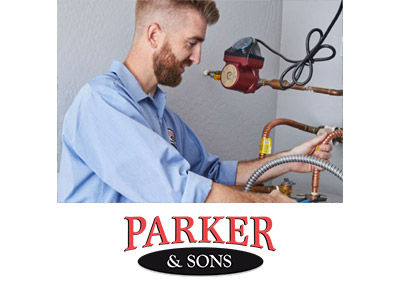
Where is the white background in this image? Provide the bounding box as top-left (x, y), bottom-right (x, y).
top-left (1, 0), bottom-right (400, 284)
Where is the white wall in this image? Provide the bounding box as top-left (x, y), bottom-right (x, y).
top-left (273, 0), bottom-right (343, 200)
top-left (58, 0), bottom-right (136, 167)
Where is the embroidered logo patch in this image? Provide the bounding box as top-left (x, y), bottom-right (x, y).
top-left (168, 128), bottom-right (177, 149)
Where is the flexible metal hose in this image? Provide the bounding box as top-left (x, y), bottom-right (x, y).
top-left (244, 155), bottom-right (343, 191)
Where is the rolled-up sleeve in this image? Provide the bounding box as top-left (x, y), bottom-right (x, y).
top-left (212, 160), bottom-right (238, 185)
top-left (62, 84), bottom-right (213, 202)
top-left (181, 172), bottom-right (212, 203)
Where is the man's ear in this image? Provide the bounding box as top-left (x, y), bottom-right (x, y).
top-left (146, 23), bottom-right (163, 48)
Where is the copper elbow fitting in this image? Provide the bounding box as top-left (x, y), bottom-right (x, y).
top-left (259, 119), bottom-right (319, 159)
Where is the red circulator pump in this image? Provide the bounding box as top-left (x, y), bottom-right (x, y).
top-left (204, 1), bottom-right (343, 96)
top-left (220, 37), bottom-right (264, 94)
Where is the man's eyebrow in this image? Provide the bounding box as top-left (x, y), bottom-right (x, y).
top-left (189, 36), bottom-right (204, 42)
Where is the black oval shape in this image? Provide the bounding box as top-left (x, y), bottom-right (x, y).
top-left (138, 247), bottom-right (263, 275)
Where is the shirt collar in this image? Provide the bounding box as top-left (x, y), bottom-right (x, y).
top-left (109, 60), bottom-right (166, 103)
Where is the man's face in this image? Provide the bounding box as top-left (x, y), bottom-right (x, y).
top-left (153, 9), bottom-right (207, 87)
top-left (153, 40), bottom-right (189, 87)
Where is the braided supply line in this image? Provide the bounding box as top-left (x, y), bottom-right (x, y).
top-left (244, 155), bottom-right (343, 191)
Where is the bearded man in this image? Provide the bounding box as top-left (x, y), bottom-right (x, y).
top-left (58, 0), bottom-right (332, 203)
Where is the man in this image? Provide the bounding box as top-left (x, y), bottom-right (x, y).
top-left (58, 0), bottom-right (332, 203)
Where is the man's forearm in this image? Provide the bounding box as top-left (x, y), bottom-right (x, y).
top-left (205, 182), bottom-right (295, 203)
top-left (234, 151), bottom-right (292, 186)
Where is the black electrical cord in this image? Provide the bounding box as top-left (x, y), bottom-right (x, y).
top-left (256, 1), bottom-right (343, 89)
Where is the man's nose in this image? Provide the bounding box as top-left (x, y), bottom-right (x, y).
top-left (189, 45), bottom-right (201, 64)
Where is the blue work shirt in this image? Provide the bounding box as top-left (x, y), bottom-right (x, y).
top-left (58, 61), bottom-right (238, 202)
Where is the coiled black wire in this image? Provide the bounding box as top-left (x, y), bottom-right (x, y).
top-left (256, 1), bottom-right (343, 89)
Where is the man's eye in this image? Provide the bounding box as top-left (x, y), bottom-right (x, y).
top-left (187, 41), bottom-right (196, 47)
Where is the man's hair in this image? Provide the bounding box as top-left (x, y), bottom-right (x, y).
top-left (135, 0), bottom-right (220, 30)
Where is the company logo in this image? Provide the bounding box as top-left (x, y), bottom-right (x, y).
top-left (167, 128), bottom-right (177, 149)
top-left (124, 216), bottom-right (275, 275)
top-left (138, 247), bottom-right (263, 275)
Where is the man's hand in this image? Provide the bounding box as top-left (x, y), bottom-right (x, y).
top-left (287, 133), bottom-right (333, 173)
top-left (266, 189), bottom-right (297, 203)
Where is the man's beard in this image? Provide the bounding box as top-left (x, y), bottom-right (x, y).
top-left (153, 41), bottom-right (189, 87)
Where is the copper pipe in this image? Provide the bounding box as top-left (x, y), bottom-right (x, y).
top-left (311, 129), bottom-right (343, 196)
top-left (259, 119), bottom-right (319, 159)
top-left (204, 71), bottom-right (343, 96)
top-left (260, 79), bottom-right (343, 96)
top-left (312, 168), bottom-right (320, 195)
